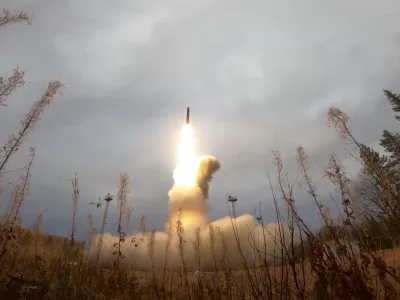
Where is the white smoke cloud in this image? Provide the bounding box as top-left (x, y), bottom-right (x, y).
top-left (88, 155), bottom-right (294, 271)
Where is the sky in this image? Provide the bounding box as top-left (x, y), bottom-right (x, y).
top-left (1, 0), bottom-right (400, 239)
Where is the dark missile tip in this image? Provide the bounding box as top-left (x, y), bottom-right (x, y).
top-left (186, 107), bottom-right (190, 124)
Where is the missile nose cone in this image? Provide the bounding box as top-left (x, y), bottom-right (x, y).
top-left (186, 107), bottom-right (190, 124)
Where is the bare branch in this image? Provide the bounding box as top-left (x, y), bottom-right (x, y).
top-left (0, 9), bottom-right (31, 27)
top-left (0, 68), bottom-right (25, 107)
top-left (326, 107), bottom-right (363, 149)
top-left (115, 173), bottom-right (130, 269)
top-left (70, 173), bottom-right (79, 243)
top-left (6, 147), bottom-right (35, 226)
top-left (327, 107), bottom-right (350, 138)
top-left (0, 81), bottom-right (63, 173)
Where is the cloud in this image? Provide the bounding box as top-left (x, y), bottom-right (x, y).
top-left (0, 0), bottom-right (400, 237)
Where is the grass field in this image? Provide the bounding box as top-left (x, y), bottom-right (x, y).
top-left (1, 219), bottom-right (400, 300)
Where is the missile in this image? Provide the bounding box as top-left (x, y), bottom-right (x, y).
top-left (186, 107), bottom-right (190, 124)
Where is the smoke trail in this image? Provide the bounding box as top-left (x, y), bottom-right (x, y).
top-left (195, 155), bottom-right (221, 199)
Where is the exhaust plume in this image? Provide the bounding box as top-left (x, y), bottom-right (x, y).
top-left (89, 123), bottom-right (293, 271)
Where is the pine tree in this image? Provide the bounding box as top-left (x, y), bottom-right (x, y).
top-left (383, 89), bottom-right (400, 120)
top-left (355, 90), bottom-right (400, 220)
top-left (378, 90), bottom-right (400, 178)
top-left (379, 130), bottom-right (400, 175)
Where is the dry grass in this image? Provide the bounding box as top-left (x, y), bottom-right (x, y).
top-left (1, 225), bottom-right (400, 300)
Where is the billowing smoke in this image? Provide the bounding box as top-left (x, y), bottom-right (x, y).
top-left (195, 155), bottom-right (221, 199)
top-left (167, 155), bottom-right (220, 232)
top-left (88, 155), bottom-right (293, 271)
top-left (88, 124), bottom-right (294, 271)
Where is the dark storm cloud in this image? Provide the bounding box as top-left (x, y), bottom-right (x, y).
top-left (1, 0), bottom-right (400, 236)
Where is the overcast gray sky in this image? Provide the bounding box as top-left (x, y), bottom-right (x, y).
top-left (1, 0), bottom-right (400, 239)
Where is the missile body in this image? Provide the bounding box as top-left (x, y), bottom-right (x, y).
top-left (186, 107), bottom-right (190, 124)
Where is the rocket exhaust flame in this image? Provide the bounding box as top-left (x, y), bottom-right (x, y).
top-left (173, 107), bottom-right (198, 186)
top-left (172, 124), bottom-right (199, 186)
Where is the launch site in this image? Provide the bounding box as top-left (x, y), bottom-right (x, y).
top-left (1, 1), bottom-right (400, 299)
